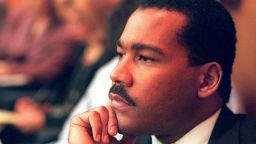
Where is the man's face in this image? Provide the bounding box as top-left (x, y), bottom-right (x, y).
top-left (109, 8), bottom-right (202, 136)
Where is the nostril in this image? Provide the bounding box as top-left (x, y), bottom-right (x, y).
top-left (115, 80), bottom-right (122, 84)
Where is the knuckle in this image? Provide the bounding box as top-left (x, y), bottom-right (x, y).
top-left (69, 115), bottom-right (82, 127)
top-left (70, 114), bottom-right (79, 122)
top-left (89, 111), bottom-right (100, 118)
top-left (96, 106), bottom-right (108, 113)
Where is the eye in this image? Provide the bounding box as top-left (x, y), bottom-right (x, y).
top-left (137, 55), bottom-right (154, 62)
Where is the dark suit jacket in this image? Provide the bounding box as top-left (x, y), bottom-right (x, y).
top-left (135, 106), bottom-right (256, 144)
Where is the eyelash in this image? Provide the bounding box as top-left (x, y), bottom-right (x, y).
top-left (137, 55), bottom-right (154, 62)
top-left (117, 52), bottom-right (155, 63)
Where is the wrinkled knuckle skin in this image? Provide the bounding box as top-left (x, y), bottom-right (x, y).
top-left (90, 111), bottom-right (100, 118)
top-left (97, 106), bottom-right (108, 114)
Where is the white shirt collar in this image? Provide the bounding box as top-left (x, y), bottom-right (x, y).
top-left (152, 109), bottom-right (221, 144)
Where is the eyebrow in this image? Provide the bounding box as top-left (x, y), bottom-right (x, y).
top-left (117, 40), bottom-right (164, 56)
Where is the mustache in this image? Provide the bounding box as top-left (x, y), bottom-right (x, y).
top-left (109, 84), bottom-right (136, 106)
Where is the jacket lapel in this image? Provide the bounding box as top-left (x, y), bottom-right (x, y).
top-left (134, 106), bottom-right (242, 144)
top-left (134, 135), bottom-right (152, 144)
top-left (208, 106), bottom-right (240, 144)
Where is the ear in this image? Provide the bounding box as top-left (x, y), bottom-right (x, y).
top-left (198, 62), bottom-right (223, 98)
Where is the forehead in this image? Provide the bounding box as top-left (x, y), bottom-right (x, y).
top-left (120, 8), bottom-right (187, 52)
top-left (131, 8), bottom-right (186, 27)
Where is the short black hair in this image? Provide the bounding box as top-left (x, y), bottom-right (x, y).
top-left (138, 0), bottom-right (236, 103)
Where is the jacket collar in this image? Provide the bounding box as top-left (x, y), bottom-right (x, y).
top-left (208, 105), bottom-right (240, 144)
top-left (134, 106), bottom-right (240, 144)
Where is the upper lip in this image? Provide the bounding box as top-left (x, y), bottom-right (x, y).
top-left (109, 92), bottom-right (131, 106)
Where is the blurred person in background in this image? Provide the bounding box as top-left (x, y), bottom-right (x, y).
top-left (221, 0), bottom-right (256, 119)
top-left (0, 0), bottom-right (81, 110)
top-left (0, 0), bottom-right (6, 28)
top-left (0, 0), bottom-right (121, 143)
top-left (0, 0), bottom-right (81, 143)
top-left (0, 0), bottom-right (26, 30)
top-left (0, 0), bottom-right (78, 85)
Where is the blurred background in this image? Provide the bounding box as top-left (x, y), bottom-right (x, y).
top-left (0, 0), bottom-right (121, 143)
top-left (0, 0), bottom-right (255, 143)
top-left (220, 0), bottom-right (256, 118)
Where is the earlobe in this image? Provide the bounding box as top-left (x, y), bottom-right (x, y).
top-left (198, 62), bottom-right (223, 98)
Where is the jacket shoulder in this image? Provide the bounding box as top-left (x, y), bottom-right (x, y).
top-left (238, 115), bottom-right (256, 143)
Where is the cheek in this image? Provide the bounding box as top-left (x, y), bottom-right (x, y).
top-left (131, 76), bottom-right (177, 119)
top-left (134, 69), bottom-right (199, 113)
top-left (131, 76), bottom-right (164, 107)
top-left (133, 71), bottom-right (181, 102)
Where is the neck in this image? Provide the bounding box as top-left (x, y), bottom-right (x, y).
top-left (157, 94), bottom-right (223, 143)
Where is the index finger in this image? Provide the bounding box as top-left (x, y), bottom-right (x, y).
top-left (68, 113), bottom-right (95, 144)
top-left (107, 101), bottom-right (118, 136)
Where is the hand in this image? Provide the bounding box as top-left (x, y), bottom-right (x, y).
top-left (15, 97), bottom-right (38, 113)
top-left (13, 97), bottom-right (49, 133)
top-left (15, 97), bottom-right (50, 113)
top-left (68, 105), bottom-right (135, 144)
top-left (13, 107), bottom-right (46, 133)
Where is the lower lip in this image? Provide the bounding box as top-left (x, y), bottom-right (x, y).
top-left (110, 99), bottom-right (131, 110)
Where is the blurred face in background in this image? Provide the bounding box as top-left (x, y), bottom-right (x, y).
top-left (72, 0), bottom-right (121, 30)
top-left (3, 0), bottom-right (25, 12)
top-left (56, 0), bottom-right (121, 42)
top-left (27, 0), bottom-right (51, 15)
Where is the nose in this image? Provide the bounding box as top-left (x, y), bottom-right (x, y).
top-left (110, 58), bottom-right (133, 87)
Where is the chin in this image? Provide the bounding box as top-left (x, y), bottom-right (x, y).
top-left (118, 122), bottom-right (151, 136)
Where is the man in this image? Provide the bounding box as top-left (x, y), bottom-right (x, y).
top-left (68, 0), bottom-right (256, 143)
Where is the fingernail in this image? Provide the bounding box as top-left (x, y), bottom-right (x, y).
top-left (110, 126), bottom-right (117, 135)
top-left (103, 134), bottom-right (109, 143)
top-left (95, 134), bottom-right (101, 142)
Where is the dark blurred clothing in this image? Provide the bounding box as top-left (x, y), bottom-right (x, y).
top-left (0, 43), bottom-right (115, 144)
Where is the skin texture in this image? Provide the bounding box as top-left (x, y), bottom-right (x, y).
top-left (110, 8), bottom-right (200, 136)
top-left (69, 8), bottom-right (223, 144)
